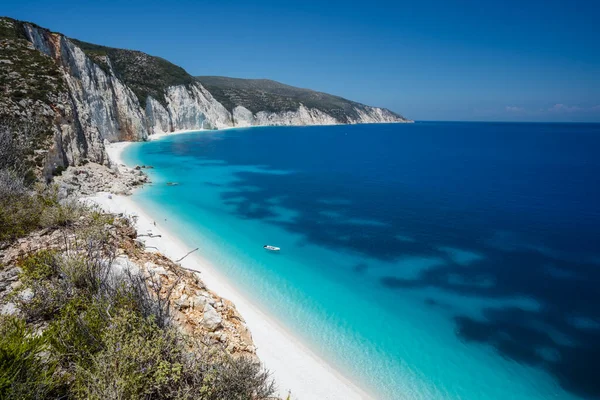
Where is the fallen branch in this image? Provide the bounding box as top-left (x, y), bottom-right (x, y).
top-left (138, 233), bottom-right (162, 238)
top-left (176, 247), bottom-right (198, 263)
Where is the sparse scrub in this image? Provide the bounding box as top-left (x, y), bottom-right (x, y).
top-left (120, 268), bottom-right (175, 328)
top-left (18, 249), bottom-right (60, 281)
top-left (5, 204), bottom-right (277, 399)
top-left (0, 116), bottom-right (83, 242)
top-left (0, 186), bottom-right (83, 243)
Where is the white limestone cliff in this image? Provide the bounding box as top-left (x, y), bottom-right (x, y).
top-left (163, 84), bottom-right (232, 132)
top-left (145, 97), bottom-right (171, 135)
top-left (231, 104), bottom-right (402, 127)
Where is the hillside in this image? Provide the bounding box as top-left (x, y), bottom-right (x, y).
top-left (197, 76), bottom-right (407, 124)
top-left (0, 16), bottom-right (410, 179)
top-left (70, 39), bottom-right (194, 109)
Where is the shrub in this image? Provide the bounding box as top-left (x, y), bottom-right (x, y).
top-left (46, 296), bottom-right (107, 368)
top-left (0, 184), bottom-right (85, 243)
top-left (185, 350), bottom-right (276, 400)
top-left (18, 279), bottom-right (71, 322)
top-left (0, 169), bottom-right (27, 199)
top-left (0, 190), bottom-right (44, 242)
top-left (0, 316), bottom-right (63, 399)
top-left (119, 269), bottom-right (174, 328)
top-left (40, 198), bottom-right (84, 228)
top-left (18, 249), bottom-right (59, 281)
top-left (72, 309), bottom-right (183, 400)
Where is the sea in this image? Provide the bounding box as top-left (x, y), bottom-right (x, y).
top-left (122, 122), bottom-right (600, 400)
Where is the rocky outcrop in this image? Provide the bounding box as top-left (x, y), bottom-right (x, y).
top-left (0, 214), bottom-right (257, 358)
top-left (54, 161), bottom-right (149, 197)
top-left (137, 255), bottom-right (256, 357)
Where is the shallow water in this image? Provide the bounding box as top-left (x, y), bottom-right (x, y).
top-left (123, 122), bottom-right (600, 399)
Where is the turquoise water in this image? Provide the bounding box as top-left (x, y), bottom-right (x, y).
top-left (123, 122), bottom-right (600, 399)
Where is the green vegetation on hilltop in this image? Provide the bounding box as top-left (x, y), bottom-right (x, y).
top-left (1, 17), bottom-right (194, 110)
top-left (197, 76), bottom-right (405, 122)
top-left (71, 39), bottom-right (194, 108)
top-left (0, 17), bottom-right (28, 40)
top-left (0, 40), bottom-right (65, 104)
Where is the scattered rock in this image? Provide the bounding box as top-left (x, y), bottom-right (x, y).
top-left (54, 162), bottom-right (149, 197)
top-left (0, 302), bottom-right (18, 316)
top-left (202, 303), bottom-right (222, 331)
top-left (175, 294), bottom-right (190, 310)
top-left (111, 256), bottom-right (140, 280)
top-left (190, 294), bottom-right (208, 309)
top-left (144, 262), bottom-right (168, 277)
top-left (18, 287), bottom-right (34, 302)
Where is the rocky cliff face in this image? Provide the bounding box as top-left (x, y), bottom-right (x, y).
top-left (0, 17), bottom-right (410, 178)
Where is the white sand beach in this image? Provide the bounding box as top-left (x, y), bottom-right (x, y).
top-left (88, 132), bottom-right (373, 400)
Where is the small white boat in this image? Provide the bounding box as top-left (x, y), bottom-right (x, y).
top-left (263, 245), bottom-right (280, 252)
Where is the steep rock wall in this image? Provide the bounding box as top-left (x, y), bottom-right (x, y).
top-left (145, 96), bottom-right (171, 134)
top-left (163, 84), bottom-right (232, 132)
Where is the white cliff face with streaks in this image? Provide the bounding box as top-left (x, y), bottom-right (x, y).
top-left (145, 97), bottom-right (171, 135)
top-left (56, 39), bottom-right (148, 143)
top-left (231, 106), bottom-right (255, 127)
top-left (350, 106), bottom-right (401, 124)
top-left (254, 104), bottom-right (339, 126)
top-left (230, 104), bottom-right (401, 127)
top-left (163, 84), bottom-right (232, 131)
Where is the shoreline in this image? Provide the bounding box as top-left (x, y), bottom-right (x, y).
top-left (95, 132), bottom-right (374, 400)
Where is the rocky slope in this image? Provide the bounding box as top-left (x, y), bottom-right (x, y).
top-left (0, 17), bottom-right (410, 179)
top-left (198, 76), bottom-right (407, 126)
top-left (0, 216), bottom-right (257, 359)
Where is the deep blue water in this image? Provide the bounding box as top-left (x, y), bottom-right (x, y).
top-left (124, 122), bottom-right (600, 399)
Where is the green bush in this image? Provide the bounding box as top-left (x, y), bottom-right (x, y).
top-left (72, 309), bottom-right (183, 400)
top-left (0, 192), bottom-right (45, 242)
top-left (0, 185), bottom-right (84, 242)
top-left (18, 249), bottom-right (59, 281)
top-left (18, 279), bottom-right (70, 322)
top-left (46, 296), bottom-right (107, 368)
top-left (0, 316), bottom-right (63, 399)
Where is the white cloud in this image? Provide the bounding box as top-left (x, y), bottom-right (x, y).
top-left (548, 103), bottom-right (582, 113)
top-left (505, 106), bottom-right (525, 112)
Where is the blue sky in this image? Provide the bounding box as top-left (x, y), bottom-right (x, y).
top-left (3, 0), bottom-right (599, 122)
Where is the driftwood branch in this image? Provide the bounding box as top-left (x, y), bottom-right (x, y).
top-left (176, 247), bottom-right (198, 263)
top-left (138, 233), bottom-right (162, 238)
